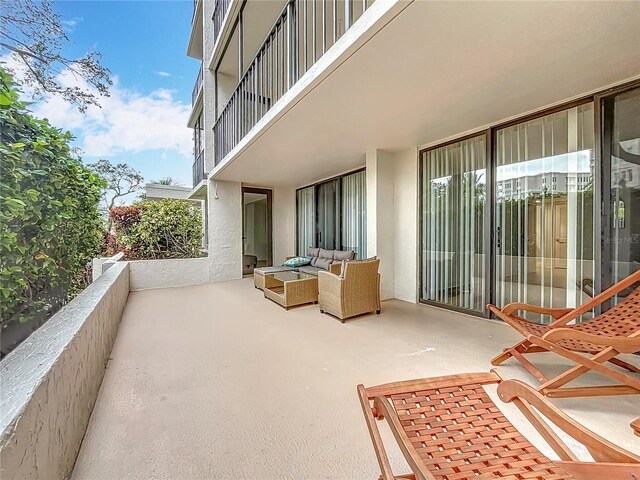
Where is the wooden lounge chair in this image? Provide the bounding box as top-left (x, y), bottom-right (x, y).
top-left (358, 371), bottom-right (640, 480)
top-left (488, 269), bottom-right (640, 398)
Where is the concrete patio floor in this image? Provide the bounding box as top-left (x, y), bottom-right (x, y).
top-left (72, 278), bottom-right (640, 479)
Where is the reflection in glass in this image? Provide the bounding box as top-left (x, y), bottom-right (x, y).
top-left (609, 87), bottom-right (640, 287)
top-left (421, 135), bottom-right (487, 313)
top-left (495, 104), bottom-right (594, 323)
top-left (296, 186), bottom-right (315, 256)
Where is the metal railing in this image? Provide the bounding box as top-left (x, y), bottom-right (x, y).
top-left (192, 65), bottom-right (203, 105)
top-left (213, 0), bottom-right (374, 166)
top-left (212, 0), bottom-right (232, 46)
top-left (192, 150), bottom-right (206, 187)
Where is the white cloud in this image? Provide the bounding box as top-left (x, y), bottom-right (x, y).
top-left (32, 69), bottom-right (192, 159)
top-left (156, 71), bottom-right (171, 77)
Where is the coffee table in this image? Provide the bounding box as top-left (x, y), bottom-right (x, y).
top-left (263, 271), bottom-right (318, 309)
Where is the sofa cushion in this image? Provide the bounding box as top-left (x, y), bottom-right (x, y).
top-left (310, 256), bottom-right (318, 266)
top-left (298, 266), bottom-right (321, 275)
top-left (314, 256), bottom-right (333, 270)
top-left (283, 256), bottom-right (311, 267)
top-left (318, 248), bottom-right (334, 260)
top-left (307, 247), bottom-right (320, 257)
top-left (333, 250), bottom-right (355, 261)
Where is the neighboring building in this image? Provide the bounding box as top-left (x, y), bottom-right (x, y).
top-left (144, 183), bottom-right (202, 205)
top-left (186, 0), bottom-right (640, 318)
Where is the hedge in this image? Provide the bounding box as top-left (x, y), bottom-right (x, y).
top-left (0, 68), bottom-right (105, 333)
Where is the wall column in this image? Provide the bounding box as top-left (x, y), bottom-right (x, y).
top-left (207, 179), bottom-right (243, 281)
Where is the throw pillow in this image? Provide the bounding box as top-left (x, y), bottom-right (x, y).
top-left (314, 256), bottom-right (333, 270)
top-left (283, 257), bottom-right (312, 268)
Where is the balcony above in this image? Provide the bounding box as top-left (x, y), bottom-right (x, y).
top-left (213, 0), bottom-right (379, 167)
top-left (187, 0), bottom-right (203, 59)
top-left (192, 65), bottom-right (203, 106)
top-left (210, 0), bottom-right (640, 188)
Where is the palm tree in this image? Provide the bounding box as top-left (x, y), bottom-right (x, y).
top-left (152, 177), bottom-right (180, 186)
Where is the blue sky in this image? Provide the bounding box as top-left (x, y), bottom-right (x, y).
top-left (29, 0), bottom-right (200, 189)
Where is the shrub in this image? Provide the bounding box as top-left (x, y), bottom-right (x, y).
top-left (110, 199), bottom-right (203, 260)
top-left (0, 68), bottom-right (105, 331)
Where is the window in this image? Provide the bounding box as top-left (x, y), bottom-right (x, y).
top-left (296, 169), bottom-right (367, 258)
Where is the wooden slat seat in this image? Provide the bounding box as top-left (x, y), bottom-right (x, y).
top-left (358, 372), bottom-right (640, 480)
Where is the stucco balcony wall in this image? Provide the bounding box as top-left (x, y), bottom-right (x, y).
top-left (0, 262), bottom-right (130, 480)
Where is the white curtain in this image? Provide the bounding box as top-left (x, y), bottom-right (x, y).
top-left (495, 103), bottom-right (594, 323)
top-left (296, 186), bottom-right (315, 256)
top-left (422, 135), bottom-right (487, 313)
top-left (341, 170), bottom-right (367, 259)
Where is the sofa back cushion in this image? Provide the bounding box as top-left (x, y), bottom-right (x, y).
top-left (307, 247), bottom-right (320, 258)
top-left (333, 250), bottom-right (355, 261)
top-left (318, 248), bottom-right (334, 260)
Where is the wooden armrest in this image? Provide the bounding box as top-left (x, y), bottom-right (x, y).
top-left (487, 304), bottom-right (577, 327)
top-left (632, 418), bottom-right (640, 437)
top-left (556, 461), bottom-right (640, 477)
top-left (497, 378), bottom-right (640, 463)
top-left (543, 329), bottom-right (640, 354)
top-left (286, 255), bottom-right (297, 260)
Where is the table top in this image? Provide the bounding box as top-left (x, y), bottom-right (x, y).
top-left (266, 271), bottom-right (316, 282)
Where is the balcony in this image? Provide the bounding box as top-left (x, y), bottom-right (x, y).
top-left (212, 0), bottom-right (232, 48)
top-left (213, 0), bottom-right (376, 166)
top-left (192, 65), bottom-right (203, 106)
top-left (63, 278), bottom-right (638, 477)
top-left (192, 149), bottom-right (205, 187)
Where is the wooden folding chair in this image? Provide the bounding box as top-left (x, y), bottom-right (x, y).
top-left (358, 371), bottom-right (640, 480)
top-left (488, 269), bottom-right (640, 398)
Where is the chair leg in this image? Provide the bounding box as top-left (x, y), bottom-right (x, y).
top-left (609, 357), bottom-right (640, 374)
top-left (491, 340), bottom-right (531, 366)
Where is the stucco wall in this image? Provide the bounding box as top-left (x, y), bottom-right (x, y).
top-left (393, 147), bottom-right (418, 303)
top-left (0, 262), bottom-right (129, 480)
top-left (208, 179), bottom-right (243, 281)
top-left (366, 149), bottom-right (396, 300)
top-left (128, 257), bottom-right (212, 291)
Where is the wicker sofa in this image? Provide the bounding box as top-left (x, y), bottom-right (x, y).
top-left (253, 248), bottom-right (355, 290)
top-left (318, 258), bottom-right (381, 322)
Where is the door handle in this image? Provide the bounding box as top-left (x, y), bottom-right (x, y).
top-left (496, 227), bottom-right (501, 250)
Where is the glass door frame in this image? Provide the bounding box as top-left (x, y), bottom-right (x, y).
top-left (595, 79), bottom-right (640, 301)
top-left (417, 131), bottom-right (493, 317)
top-left (418, 78), bottom-right (640, 319)
top-left (241, 186), bottom-right (273, 268)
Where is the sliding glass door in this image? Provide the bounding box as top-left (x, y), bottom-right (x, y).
top-left (341, 170), bottom-right (367, 259)
top-left (603, 86), bottom-right (640, 290)
top-left (420, 135), bottom-right (487, 313)
top-left (494, 104), bottom-right (595, 322)
top-left (296, 169), bottom-right (366, 257)
top-left (296, 186), bottom-right (315, 256)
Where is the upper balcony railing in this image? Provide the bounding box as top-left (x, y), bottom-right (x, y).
top-left (192, 65), bottom-right (203, 106)
top-left (212, 0), bottom-right (232, 47)
top-left (193, 150), bottom-right (206, 187)
top-left (192, 0), bottom-right (200, 22)
top-left (213, 0), bottom-right (375, 166)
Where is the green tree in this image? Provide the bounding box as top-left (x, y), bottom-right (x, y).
top-left (88, 159), bottom-right (144, 229)
top-left (0, 68), bottom-right (105, 332)
top-left (0, 0), bottom-right (111, 112)
top-left (111, 199), bottom-right (203, 260)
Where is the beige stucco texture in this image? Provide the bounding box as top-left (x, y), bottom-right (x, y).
top-left (72, 278), bottom-right (640, 479)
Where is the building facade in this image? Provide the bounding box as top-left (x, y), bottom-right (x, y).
top-left (186, 0), bottom-right (640, 321)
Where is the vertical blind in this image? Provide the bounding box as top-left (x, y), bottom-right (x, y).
top-left (341, 170), bottom-right (367, 259)
top-left (421, 135), bottom-right (487, 313)
top-left (296, 186), bottom-right (315, 256)
top-left (495, 103), bottom-right (594, 323)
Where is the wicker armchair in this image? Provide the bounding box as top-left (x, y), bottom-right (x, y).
top-left (318, 259), bottom-right (381, 322)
